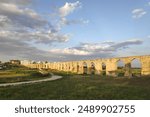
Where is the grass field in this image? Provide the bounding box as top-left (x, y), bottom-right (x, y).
top-left (0, 65), bottom-right (51, 83)
top-left (0, 70), bottom-right (150, 100)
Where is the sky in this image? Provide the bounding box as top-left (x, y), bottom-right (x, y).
top-left (0, 0), bottom-right (150, 62)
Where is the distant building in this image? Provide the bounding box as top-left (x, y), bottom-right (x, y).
top-left (10, 60), bottom-right (21, 64)
top-left (21, 60), bottom-right (35, 65)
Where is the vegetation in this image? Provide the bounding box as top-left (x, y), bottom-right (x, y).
top-left (0, 70), bottom-right (150, 100)
top-left (0, 64), bottom-right (51, 83)
top-left (116, 67), bottom-right (141, 77)
top-left (131, 68), bottom-right (141, 77)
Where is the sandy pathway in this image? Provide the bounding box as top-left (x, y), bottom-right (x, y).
top-left (0, 75), bottom-right (62, 87)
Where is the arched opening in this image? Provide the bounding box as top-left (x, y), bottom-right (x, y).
top-left (68, 65), bottom-right (70, 70)
top-left (72, 65), bottom-right (75, 72)
top-left (77, 64), bottom-right (79, 73)
top-left (131, 58), bottom-right (141, 77)
top-left (90, 62), bottom-right (95, 74)
top-left (117, 60), bottom-right (125, 77)
top-left (83, 62), bottom-right (88, 74)
top-left (62, 64), bottom-right (64, 70)
top-left (101, 63), bottom-right (106, 76)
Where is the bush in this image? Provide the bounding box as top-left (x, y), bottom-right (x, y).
top-left (31, 71), bottom-right (50, 77)
top-left (101, 71), bottom-right (106, 76)
top-left (118, 72), bottom-right (125, 77)
top-left (42, 72), bottom-right (50, 77)
top-left (31, 72), bottom-right (43, 77)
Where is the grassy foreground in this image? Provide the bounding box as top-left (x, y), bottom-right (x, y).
top-left (0, 65), bottom-right (51, 83)
top-left (0, 71), bottom-right (150, 99)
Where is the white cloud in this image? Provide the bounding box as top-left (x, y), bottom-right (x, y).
top-left (0, 1), bottom-right (87, 45)
top-left (0, 30), bottom-right (70, 44)
top-left (0, 1), bottom-right (74, 45)
top-left (0, 2), bottom-right (40, 20)
top-left (50, 48), bottom-right (90, 56)
top-left (59, 1), bottom-right (81, 17)
top-left (0, 2), bottom-right (49, 30)
top-left (58, 1), bottom-right (88, 27)
top-left (49, 39), bottom-right (143, 56)
top-left (0, 1), bottom-right (89, 61)
top-left (59, 17), bottom-right (89, 26)
top-left (132, 8), bottom-right (147, 18)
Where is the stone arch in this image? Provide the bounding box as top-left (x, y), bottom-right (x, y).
top-left (68, 63), bottom-right (71, 71)
top-left (62, 64), bottom-right (64, 71)
top-left (90, 62), bottom-right (95, 74)
top-left (131, 58), bottom-right (142, 77)
top-left (77, 63), bottom-right (80, 73)
top-left (116, 59), bottom-right (125, 76)
top-left (83, 62), bottom-right (88, 74)
top-left (101, 62), bottom-right (106, 76)
top-left (44, 64), bottom-right (46, 69)
top-left (71, 62), bottom-right (74, 71)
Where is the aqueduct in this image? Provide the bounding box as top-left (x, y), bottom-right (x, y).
top-left (24, 55), bottom-right (150, 77)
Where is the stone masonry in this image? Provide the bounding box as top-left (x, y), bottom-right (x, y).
top-left (24, 55), bottom-right (150, 77)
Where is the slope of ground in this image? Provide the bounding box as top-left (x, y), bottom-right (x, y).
top-left (0, 73), bottom-right (150, 100)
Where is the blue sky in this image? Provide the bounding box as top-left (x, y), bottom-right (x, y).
top-left (0, 0), bottom-right (150, 61)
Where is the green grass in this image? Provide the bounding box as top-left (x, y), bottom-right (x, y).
top-left (0, 66), bottom-right (51, 83)
top-left (0, 71), bottom-right (150, 100)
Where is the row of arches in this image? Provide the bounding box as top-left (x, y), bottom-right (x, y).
top-left (78, 58), bottom-right (141, 76)
top-left (82, 62), bottom-right (106, 75)
top-left (29, 58), bottom-right (143, 77)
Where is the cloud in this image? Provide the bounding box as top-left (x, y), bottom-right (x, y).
top-left (0, 1), bottom-right (88, 45)
top-left (0, 30), bottom-right (70, 44)
top-left (59, 17), bottom-right (89, 26)
top-left (58, 1), bottom-right (88, 27)
top-left (50, 48), bottom-right (90, 56)
top-left (0, 15), bottom-right (11, 26)
top-left (132, 8), bottom-right (147, 18)
top-left (49, 39), bottom-right (143, 56)
top-left (0, 0), bottom-right (31, 5)
top-left (0, 1), bottom-right (88, 61)
top-left (59, 1), bottom-right (81, 17)
top-left (111, 39), bottom-right (143, 49)
top-left (0, 37), bottom-right (62, 62)
top-left (0, 2), bottom-right (40, 21)
top-left (0, 0), bottom-right (77, 45)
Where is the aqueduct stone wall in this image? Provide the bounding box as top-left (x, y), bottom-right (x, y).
top-left (25, 55), bottom-right (150, 77)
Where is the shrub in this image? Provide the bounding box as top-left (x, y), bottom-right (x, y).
top-left (118, 72), bottom-right (125, 77)
top-left (31, 71), bottom-right (50, 77)
top-left (30, 72), bottom-right (43, 77)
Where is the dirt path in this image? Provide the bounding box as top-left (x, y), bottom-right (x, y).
top-left (0, 74), bottom-right (62, 87)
